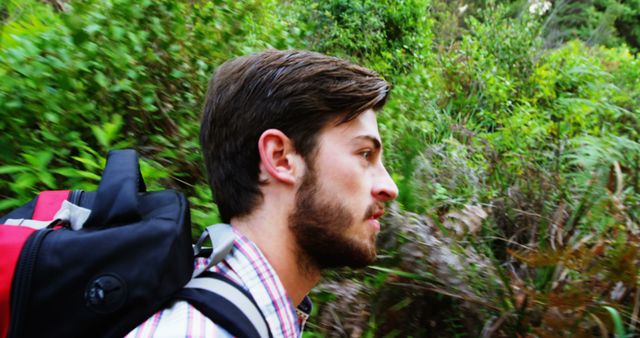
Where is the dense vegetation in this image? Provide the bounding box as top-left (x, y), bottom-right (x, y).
top-left (1, 0), bottom-right (639, 336)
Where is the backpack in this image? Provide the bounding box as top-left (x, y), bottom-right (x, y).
top-left (0, 149), bottom-right (270, 338)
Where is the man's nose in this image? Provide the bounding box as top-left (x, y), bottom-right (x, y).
top-left (372, 165), bottom-right (399, 202)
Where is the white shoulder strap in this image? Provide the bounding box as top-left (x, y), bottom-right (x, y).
top-left (184, 276), bottom-right (270, 337)
top-left (191, 223), bottom-right (235, 278)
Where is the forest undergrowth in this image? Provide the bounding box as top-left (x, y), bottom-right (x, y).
top-left (1, 0), bottom-right (639, 336)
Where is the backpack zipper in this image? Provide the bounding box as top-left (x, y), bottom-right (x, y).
top-left (8, 189), bottom-right (83, 337)
top-left (69, 189), bottom-right (84, 205)
top-left (8, 228), bottom-right (52, 338)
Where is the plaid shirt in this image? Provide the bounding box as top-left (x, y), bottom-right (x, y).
top-left (126, 229), bottom-right (311, 338)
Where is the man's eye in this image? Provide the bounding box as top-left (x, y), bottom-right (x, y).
top-left (361, 151), bottom-right (371, 160)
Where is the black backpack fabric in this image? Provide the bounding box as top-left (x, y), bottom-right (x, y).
top-left (1, 150), bottom-right (193, 338)
top-left (1, 149), bottom-right (271, 338)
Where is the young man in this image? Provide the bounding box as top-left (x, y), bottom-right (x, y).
top-left (129, 50), bottom-right (398, 337)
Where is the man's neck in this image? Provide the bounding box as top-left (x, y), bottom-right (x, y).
top-left (231, 208), bottom-right (320, 306)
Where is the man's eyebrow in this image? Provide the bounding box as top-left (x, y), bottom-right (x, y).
top-left (353, 135), bottom-right (381, 150)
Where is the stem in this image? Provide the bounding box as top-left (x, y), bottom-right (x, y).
top-left (629, 281), bottom-right (640, 334)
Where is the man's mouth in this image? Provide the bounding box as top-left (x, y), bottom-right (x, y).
top-left (364, 204), bottom-right (384, 220)
top-left (371, 210), bottom-right (385, 219)
top-left (366, 206), bottom-right (385, 232)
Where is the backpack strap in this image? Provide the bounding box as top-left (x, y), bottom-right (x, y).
top-left (174, 271), bottom-right (271, 338)
top-left (191, 224), bottom-right (235, 278)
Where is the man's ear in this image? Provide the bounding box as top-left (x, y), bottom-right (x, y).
top-left (258, 129), bottom-right (303, 185)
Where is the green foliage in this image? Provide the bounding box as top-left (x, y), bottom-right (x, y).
top-left (614, 0), bottom-right (640, 51)
top-left (604, 306), bottom-right (628, 338)
top-left (294, 0), bottom-right (433, 77)
top-left (0, 0), bottom-right (296, 223)
top-left (2, 0), bottom-right (640, 336)
top-left (0, 0), bottom-right (60, 49)
top-left (303, 1), bottom-right (640, 336)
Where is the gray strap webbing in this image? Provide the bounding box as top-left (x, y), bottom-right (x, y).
top-left (192, 224), bottom-right (235, 278)
top-left (184, 277), bottom-right (270, 338)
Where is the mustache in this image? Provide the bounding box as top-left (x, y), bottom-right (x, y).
top-left (364, 203), bottom-right (384, 220)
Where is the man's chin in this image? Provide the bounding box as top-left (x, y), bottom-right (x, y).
top-left (341, 251), bottom-right (377, 269)
top-left (313, 243), bottom-right (377, 269)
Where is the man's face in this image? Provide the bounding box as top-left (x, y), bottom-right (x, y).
top-left (289, 109), bottom-right (398, 270)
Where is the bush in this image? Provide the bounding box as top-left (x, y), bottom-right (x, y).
top-left (0, 0), bottom-right (296, 230)
top-left (294, 0), bottom-right (433, 78)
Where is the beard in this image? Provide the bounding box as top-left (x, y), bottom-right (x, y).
top-left (288, 164), bottom-right (378, 271)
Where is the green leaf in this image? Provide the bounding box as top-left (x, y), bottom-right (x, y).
top-left (95, 72), bottom-right (109, 88)
top-left (39, 171), bottom-right (56, 188)
top-left (84, 24), bottom-right (101, 34)
top-left (75, 171), bottom-right (101, 181)
top-left (0, 165), bottom-right (28, 174)
top-left (91, 125), bottom-right (109, 149)
top-left (603, 306), bottom-right (628, 338)
top-left (23, 150), bottom-right (54, 169)
top-left (14, 173), bottom-right (38, 190)
top-left (368, 266), bottom-right (427, 280)
top-left (51, 167), bottom-right (81, 177)
top-left (71, 156), bottom-right (102, 170)
top-left (0, 198), bottom-right (23, 212)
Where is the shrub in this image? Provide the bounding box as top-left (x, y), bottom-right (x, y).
top-left (0, 0), bottom-right (295, 230)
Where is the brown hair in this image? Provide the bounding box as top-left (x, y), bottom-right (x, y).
top-left (200, 50), bottom-right (389, 222)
